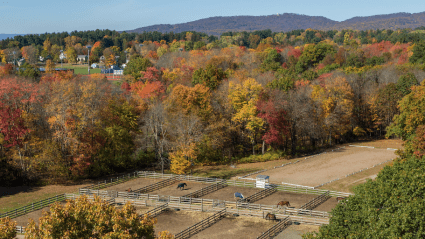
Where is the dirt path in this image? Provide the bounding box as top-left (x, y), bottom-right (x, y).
top-left (248, 147), bottom-right (396, 187)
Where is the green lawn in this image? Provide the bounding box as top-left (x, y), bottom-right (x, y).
top-left (60, 64), bottom-right (101, 75)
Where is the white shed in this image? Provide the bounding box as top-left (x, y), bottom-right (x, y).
top-left (256, 175), bottom-right (271, 189)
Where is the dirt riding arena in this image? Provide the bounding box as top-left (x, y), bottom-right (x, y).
top-left (147, 181), bottom-right (209, 197)
top-left (200, 186), bottom-right (262, 201)
top-left (254, 191), bottom-right (317, 209)
top-left (103, 178), bottom-right (161, 192)
top-left (250, 147), bottom-right (396, 186)
top-left (154, 210), bottom-right (214, 235)
top-left (191, 215), bottom-right (277, 239)
top-left (314, 198), bottom-right (339, 212)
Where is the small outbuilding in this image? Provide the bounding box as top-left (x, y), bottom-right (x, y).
top-left (256, 175), bottom-right (271, 189)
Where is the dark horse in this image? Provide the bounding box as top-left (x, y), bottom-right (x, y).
top-left (177, 183), bottom-right (187, 190)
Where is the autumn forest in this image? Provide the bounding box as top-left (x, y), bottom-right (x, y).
top-left (1, 28), bottom-right (425, 187)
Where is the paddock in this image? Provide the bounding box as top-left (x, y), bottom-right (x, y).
top-left (254, 191), bottom-right (318, 209)
top-left (154, 210), bottom-right (214, 235)
top-left (190, 215), bottom-right (277, 239)
top-left (103, 178), bottom-right (160, 191)
top-left (199, 186), bottom-right (262, 201)
top-left (149, 181), bottom-right (210, 197)
top-left (313, 197), bottom-right (339, 212)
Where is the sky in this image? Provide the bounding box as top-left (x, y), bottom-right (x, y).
top-left (1, 0), bottom-right (425, 34)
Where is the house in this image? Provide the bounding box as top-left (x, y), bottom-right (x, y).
top-left (101, 65), bottom-right (122, 74)
top-left (39, 56), bottom-right (44, 62)
top-left (77, 55), bottom-right (87, 64)
top-left (59, 53), bottom-right (66, 60)
top-left (99, 55), bottom-right (105, 62)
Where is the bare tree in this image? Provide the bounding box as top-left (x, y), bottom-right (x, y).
top-left (142, 103), bottom-right (170, 173)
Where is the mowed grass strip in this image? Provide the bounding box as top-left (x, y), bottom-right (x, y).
top-left (60, 64), bottom-right (102, 75)
top-left (0, 184), bottom-right (91, 214)
top-left (192, 166), bottom-right (261, 179)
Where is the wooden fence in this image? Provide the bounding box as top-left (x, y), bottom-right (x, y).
top-left (144, 203), bottom-right (168, 218)
top-left (300, 191), bottom-right (331, 211)
top-left (182, 181), bottom-right (227, 198)
top-left (242, 187), bottom-right (277, 203)
top-left (80, 171), bottom-right (139, 191)
top-left (136, 171), bottom-right (352, 197)
top-left (16, 226), bottom-right (25, 234)
top-left (257, 216), bottom-right (291, 239)
top-left (133, 176), bottom-right (179, 194)
top-left (174, 209), bottom-right (226, 239)
top-left (71, 187), bottom-right (331, 218)
top-left (0, 194), bottom-right (66, 219)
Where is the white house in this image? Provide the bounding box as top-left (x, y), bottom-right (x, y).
top-left (77, 55), bottom-right (87, 63)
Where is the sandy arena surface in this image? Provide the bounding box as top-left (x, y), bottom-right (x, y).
top-left (149, 181), bottom-right (211, 197)
top-left (103, 178), bottom-right (161, 192)
top-left (191, 215), bottom-right (276, 239)
top-left (313, 198), bottom-right (339, 212)
top-left (200, 186), bottom-right (262, 201)
top-left (249, 147), bottom-right (396, 186)
top-left (253, 191), bottom-right (317, 208)
top-left (154, 210), bottom-right (214, 235)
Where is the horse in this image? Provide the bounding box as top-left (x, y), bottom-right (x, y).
top-left (234, 192), bottom-right (244, 201)
top-left (265, 213), bottom-right (277, 221)
top-left (177, 183), bottom-right (187, 190)
top-left (277, 201), bottom-right (290, 207)
top-left (127, 188), bottom-right (132, 193)
top-left (336, 197), bottom-right (346, 202)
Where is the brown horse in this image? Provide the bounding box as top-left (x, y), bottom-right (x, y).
top-left (265, 213), bottom-right (277, 221)
top-left (127, 188), bottom-right (132, 193)
top-left (277, 201), bottom-right (290, 207)
top-left (336, 197), bottom-right (346, 202)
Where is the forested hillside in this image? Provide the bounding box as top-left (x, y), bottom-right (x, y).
top-left (1, 28), bottom-right (425, 192)
top-left (127, 12), bottom-right (425, 35)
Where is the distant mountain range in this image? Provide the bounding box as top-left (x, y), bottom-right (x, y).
top-left (126, 12), bottom-right (425, 35)
top-left (0, 34), bottom-right (25, 41)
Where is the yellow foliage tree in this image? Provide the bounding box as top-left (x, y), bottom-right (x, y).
top-left (24, 194), bottom-right (172, 238)
top-left (170, 143), bottom-right (197, 174)
top-left (311, 76), bottom-right (354, 144)
top-left (106, 53), bottom-right (116, 67)
top-left (229, 78), bottom-right (265, 153)
top-left (45, 59), bottom-right (56, 73)
top-left (0, 217), bottom-right (17, 239)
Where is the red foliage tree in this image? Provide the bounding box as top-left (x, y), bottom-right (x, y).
top-left (141, 67), bottom-right (160, 81)
top-left (287, 48), bottom-right (302, 59)
top-left (0, 105), bottom-right (29, 148)
top-left (257, 94), bottom-right (288, 146)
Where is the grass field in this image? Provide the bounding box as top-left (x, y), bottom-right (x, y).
top-left (60, 64), bottom-right (101, 74)
top-left (0, 184), bottom-right (91, 213)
